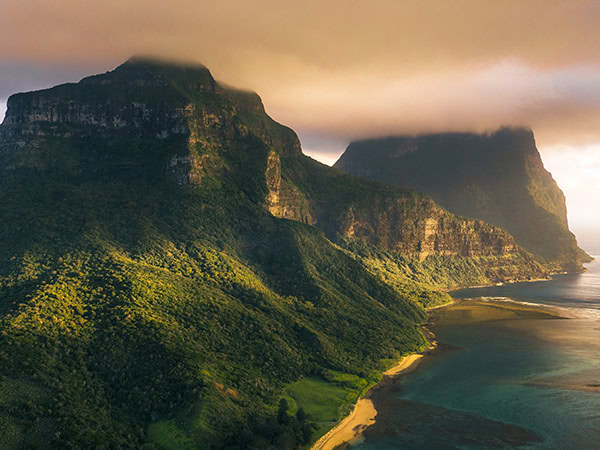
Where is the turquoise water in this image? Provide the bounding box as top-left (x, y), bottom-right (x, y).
top-left (353, 237), bottom-right (600, 449)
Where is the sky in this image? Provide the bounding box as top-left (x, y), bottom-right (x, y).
top-left (1, 0), bottom-right (599, 232)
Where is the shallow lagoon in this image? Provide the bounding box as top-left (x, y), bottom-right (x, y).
top-left (353, 238), bottom-right (600, 449)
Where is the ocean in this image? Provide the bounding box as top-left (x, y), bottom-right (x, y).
top-left (352, 235), bottom-right (600, 449)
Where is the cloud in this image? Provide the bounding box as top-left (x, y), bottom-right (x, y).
top-left (2, 1), bottom-right (599, 68)
top-left (542, 145), bottom-right (600, 231)
top-left (1, 2), bottom-right (600, 126)
top-left (270, 61), bottom-right (600, 156)
top-left (2, 1), bottom-right (600, 227)
top-left (3, 1), bottom-right (600, 148)
top-left (0, 61), bottom-right (107, 101)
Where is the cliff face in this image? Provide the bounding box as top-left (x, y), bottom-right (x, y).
top-left (267, 154), bottom-right (545, 285)
top-left (0, 56), bottom-right (300, 182)
top-left (335, 128), bottom-right (590, 272)
top-left (0, 58), bottom-right (548, 448)
top-left (0, 57), bottom-right (542, 281)
top-left (266, 154), bottom-right (517, 258)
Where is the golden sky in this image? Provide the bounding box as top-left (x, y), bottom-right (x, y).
top-left (1, 0), bottom-right (600, 230)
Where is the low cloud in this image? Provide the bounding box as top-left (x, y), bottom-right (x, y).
top-left (2, 1), bottom-right (600, 227)
top-left (270, 61), bottom-right (600, 152)
top-left (2, 1), bottom-right (600, 151)
top-left (542, 145), bottom-right (600, 231)
top-left (0, 99), bottom-right (6, 123)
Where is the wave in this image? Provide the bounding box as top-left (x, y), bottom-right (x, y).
top-left (476, 296), bottom-right (554, 308)
top-left (474, 296), bottom-right (600, 319)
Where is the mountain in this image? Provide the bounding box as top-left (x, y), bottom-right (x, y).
top-left (0, 57), bottom-right (546, 449)
top-left (335, 128), bottom-right (591, 272)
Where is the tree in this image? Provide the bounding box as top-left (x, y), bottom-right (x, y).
top-left (277, 398), bottom-right (290, 425)
top-left (295, 407), bottom-right (307, 422)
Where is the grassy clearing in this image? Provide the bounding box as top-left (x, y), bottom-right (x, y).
top-left (284, 377), bottom-right (358, 442)
top-left (283, 366), bottom-right (392, 445)
top-left (147, 421), bottom-right (196, 450)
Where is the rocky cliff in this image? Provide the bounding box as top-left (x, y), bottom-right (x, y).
top-left (0, 57), bottom-right (544, 281)
top-left (0, 56), bottom-right (300, 182)
top-left (335, 128), bottom-right (591, 272)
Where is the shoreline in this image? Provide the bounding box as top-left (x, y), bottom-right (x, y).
top-left (446, 259), bottom-right (596, 293)
top-left (448, 276), bottom-right (553, 292)
top-left (309, 296), bottom-right (560, 450)
top-left (311, 327), bottom-right (439, 450)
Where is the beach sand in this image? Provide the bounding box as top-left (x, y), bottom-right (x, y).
top-left (311, 299), bottom-right (570, 450)
top-left (310, 296), bottom-right (462, 450)
top-left (311, 351), bottom-right (431, 450)
top-left (382, 353), bottom-right (425, 377)
top-left (310, 397), bottom-right (377, 450)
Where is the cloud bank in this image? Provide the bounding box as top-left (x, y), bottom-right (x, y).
top-left (2, 1), bottom-right (600, 147)
top-left (2, 0), bottom-right (600, 227)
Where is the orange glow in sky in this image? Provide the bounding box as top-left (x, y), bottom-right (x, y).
top-left (1, 0), bottom-right (600, 228)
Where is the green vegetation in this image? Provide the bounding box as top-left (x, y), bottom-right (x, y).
top-left (148, 421), bottom-right (196, 450)
top-left (274, 153), bottom-right (547, 293)
top-left (0, 57), bottom-right (548, 448)
top-left (0, 168), bottom-right (428, 448)
top-left (282, 369), bottom-right (383, 444)
top-left (284, 377), bottom-right (356, 440)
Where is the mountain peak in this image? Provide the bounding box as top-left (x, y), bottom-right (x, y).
top-left (116, 54), bottom-right (212, 78)
top-left (77, 55), bottom-right (216, 93)
top-left (0, 57), bottom-right (302, 182)
top-left (335, 127), bottom-right (590, 271)
top-left (0, 58), bottom-right (553, 449)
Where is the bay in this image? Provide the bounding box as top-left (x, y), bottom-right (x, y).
top-left (352, 235), bottom-right (600, 449)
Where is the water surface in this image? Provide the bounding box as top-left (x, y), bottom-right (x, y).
top-left (353, 237), bottom-right (600, 449)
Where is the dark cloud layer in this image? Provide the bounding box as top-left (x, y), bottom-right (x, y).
top-left (1, 1), bottom-right (600, 226)
top-left (0, 62), bottom-right (107, 100)
top-left (2, 1), bottom-right (600, 147)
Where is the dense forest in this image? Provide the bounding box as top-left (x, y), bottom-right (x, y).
top-left (0, 57), bottom-right (547, 448)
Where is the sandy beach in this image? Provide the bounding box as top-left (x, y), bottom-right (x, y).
top-left (310, 397), bottom-right (378, 450)
top-left (311, 347), bottom-right (433, 450)
top-left (382, 353), bottom-right (425, 377)
top-left (311, 299), bottom-right (562, 450)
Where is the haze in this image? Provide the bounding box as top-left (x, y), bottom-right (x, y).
top-left (1, 0), bottom-right (600, 230)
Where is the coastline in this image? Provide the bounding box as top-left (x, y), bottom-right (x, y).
top-left (311, 326), bottom-right (439, 450)
top-left (310, 246), bottom-right (596, 449)
top-left (309, 296), bottom-right (561, 450)
top-left (448, 275), bottom-right (554, 292)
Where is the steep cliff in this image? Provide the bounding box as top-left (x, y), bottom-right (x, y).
top-left (0, 57), bottom-right (544, 283)
top-left (0, 56), bottom-right (300, 182)
top-left (335, 128), bottom-right (591, 272)
top-left (0, 58), bottom-right (546, 448)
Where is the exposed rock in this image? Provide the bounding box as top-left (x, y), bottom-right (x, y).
top-left (0, 56), bottom-right (547, 284)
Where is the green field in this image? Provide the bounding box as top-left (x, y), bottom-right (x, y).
top-left (283, 364), bottom-right (403, 444)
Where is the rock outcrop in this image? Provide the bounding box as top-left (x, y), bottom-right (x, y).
top-left (0, 56), bottom-right (300, 181)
